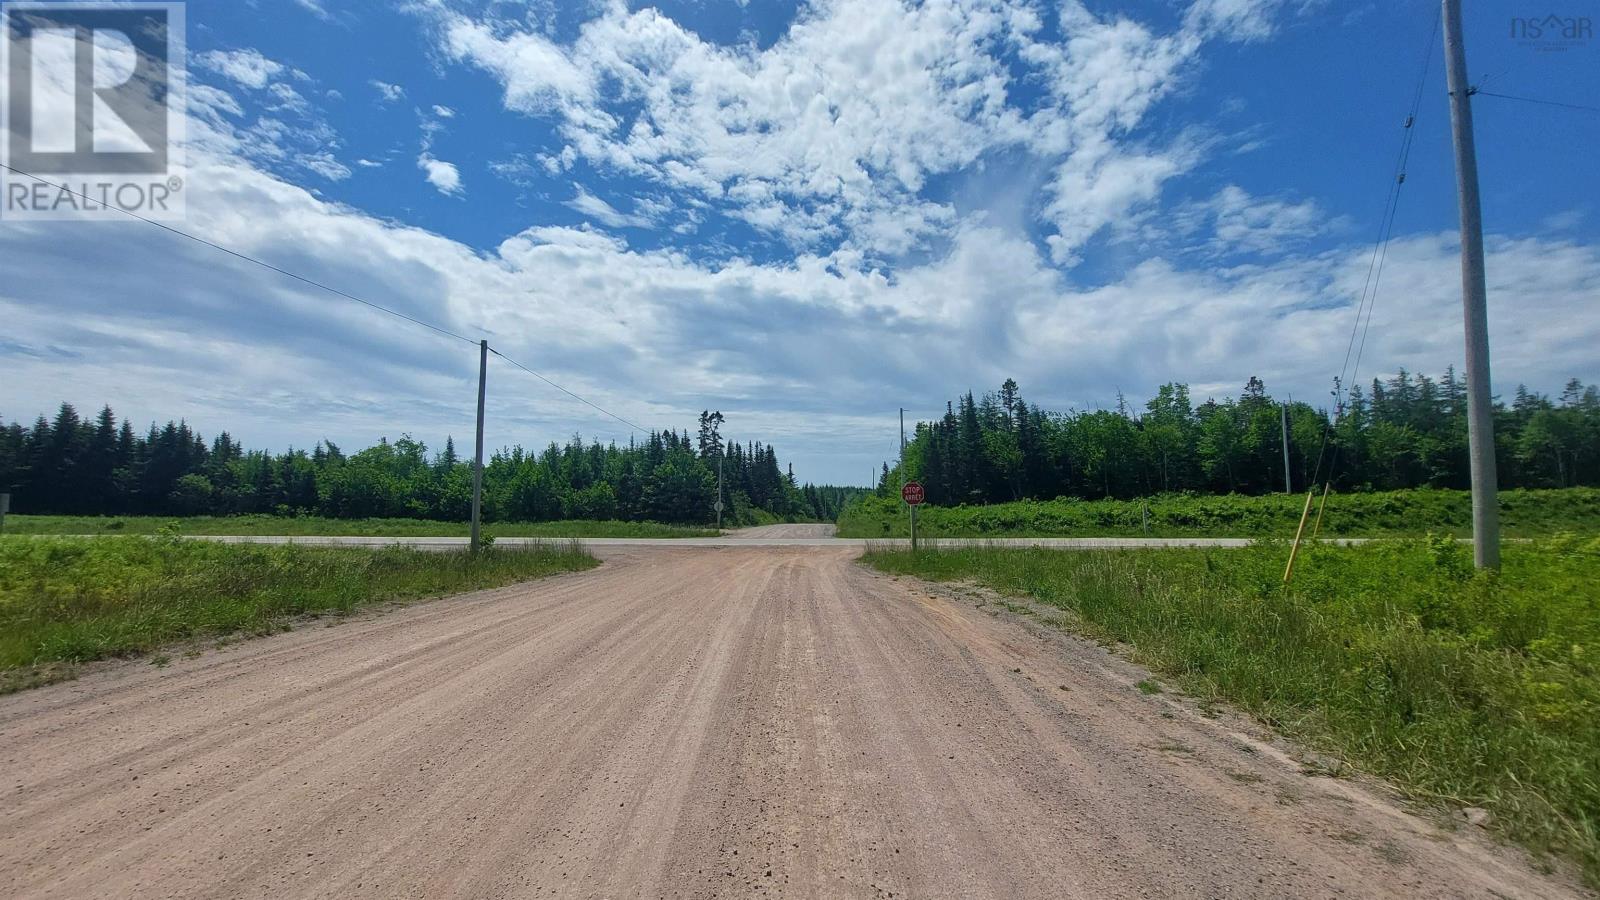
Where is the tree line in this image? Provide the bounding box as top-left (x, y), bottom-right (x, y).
top-left (0, 404), bottom-right (862, 524)
top-left (880, 369), bottom-right (1600, 506)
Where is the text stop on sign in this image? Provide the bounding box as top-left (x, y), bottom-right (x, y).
top-left (901, 481), bottom-right (925, 506)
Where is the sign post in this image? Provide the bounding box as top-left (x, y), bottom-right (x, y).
top-left (901, 481), bottom-right (925, 552)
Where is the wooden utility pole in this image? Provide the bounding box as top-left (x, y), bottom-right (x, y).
top-left (1442, 0), bottom-right (1501, 568)
top-left (470, 340), bottom-right (488, 554)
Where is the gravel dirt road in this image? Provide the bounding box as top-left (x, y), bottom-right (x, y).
top-left (0, 546), bottom-right (1578, 899)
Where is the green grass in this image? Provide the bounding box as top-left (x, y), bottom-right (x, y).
top-left (863, 536), bottom-right (1600, 886)
top-left (839, 487), bottom-right (1600, 538)
top-left (0, 535), bottom-right (597, 691)
top-left (1, 514), bottom-right (720, 538)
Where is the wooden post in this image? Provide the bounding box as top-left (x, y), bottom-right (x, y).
top-left (1310, 481), bottom-right (1332, 540)
top-left (1283, 489), bottom-right (1316, 584)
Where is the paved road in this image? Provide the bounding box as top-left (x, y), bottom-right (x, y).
top-left (0, 545), bottom-right (1570, 898)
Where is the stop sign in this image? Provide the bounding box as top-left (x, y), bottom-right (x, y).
top-left (901, 481), bottom-right (926, 506)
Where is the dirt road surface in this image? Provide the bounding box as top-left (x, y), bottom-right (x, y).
top-left (0, 546), bottom-right (1577, 899)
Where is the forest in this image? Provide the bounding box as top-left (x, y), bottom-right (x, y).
top-left (880, 368), bottom-right (1600, 506)
top-left (0, 406), bottom-right (861, 525)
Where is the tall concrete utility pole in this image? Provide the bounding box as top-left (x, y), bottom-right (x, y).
top-left (470, 339), bottom-right (488, 554)
top-left (1281, 403), bottom-right (1292, 494)
top-left (1442, 0), bottom-right (1501, 569)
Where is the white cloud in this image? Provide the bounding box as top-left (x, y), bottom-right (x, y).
top-left (439, 17), bottom-right (594, 113)
top-left (185, 67), bottom-right (350, 183)
top-left (4, 1), bottom-right (1588, 486)
top-left (300, 152), bottom-right (353, 182)
top-left (432, 105), bottom-right (456, 118)
top-left (430, 0), bottom-right (1309, 265)
top-left (435, 0), bottom-right (1020, 256)
top-left (1184, 0), bottom-right (1297, 41)
top-left (418, 154), bottom-right (463, 195)
top-left (371, 80), bottom-right (406, 103)
top-left (292, 0), bottom-right (330, 20)
top-left (1151, 184), bottom-right (1330, 257)
top-left (195, 49), bottom-right (285, 90)
top-left (3, 136), bottom-right (1595, 482)
top-left (564, 187), bottom-right (653, 229)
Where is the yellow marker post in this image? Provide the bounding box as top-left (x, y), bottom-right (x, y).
top-left (1309, 481), bottom-right (1332, 540)
top-left (1283, 489), bottom-right (1316, 584)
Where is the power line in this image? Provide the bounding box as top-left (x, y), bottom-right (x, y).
top-left (488, 348), bottom-right (647, 434)
top-left (0, 163), bottom-right (480, 347)
top-left (1344, 5), bottom-right (1438, 401)
top-left (1310, 6), bottom-right (1438, 491)
top-left (1470, 89), bottom-right (1600, 115)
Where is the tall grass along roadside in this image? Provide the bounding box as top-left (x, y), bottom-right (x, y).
top-left (0, 536), bottom-right (597, 692)
top-left (864, 537), bottom-right (1600, 887)
top-left (840, 487), bottom-right (1600, 538)
top-left (2, 515), bottom-right (719, 538)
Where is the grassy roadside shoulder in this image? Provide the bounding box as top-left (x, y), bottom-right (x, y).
top-left (838, 487), bottom-right (1600, 538)
top-left (863, 537), bottom-right (1600, 887)
top-left (2, 514), bottom-right (720, 538)
top-left (0, 536), bottom-right (598, 693)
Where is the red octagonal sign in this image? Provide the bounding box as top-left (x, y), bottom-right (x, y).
top-left (901, 481), bottom-right (926, 506)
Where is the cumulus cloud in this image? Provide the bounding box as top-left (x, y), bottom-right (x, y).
top-left (435, 0), bottom-right (1019, 256)
top-left (428, 0), bottom-right (1307, 264)
top-left (4, 1), bottom-right (1590, 485)
top-left (3, 133), bottom-right (1596, 481)
top-left (418, 154), bottom-right (463, 195)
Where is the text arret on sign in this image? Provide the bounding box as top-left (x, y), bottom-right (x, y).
top-left (901, 481), bottom-right (925, 506)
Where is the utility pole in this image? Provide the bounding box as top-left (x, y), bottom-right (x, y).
top-left (470, 339), bottom-right (488, 554)
top-left (1442, 0), bottom-right (1501, 569)
top-left (716, 455), bottom-right (724, 530)
top-left (899, 408), bottom-right (910, 536)
top-left (1281, 402), bottom-right (1292, 493)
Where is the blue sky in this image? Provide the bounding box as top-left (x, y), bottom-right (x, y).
top-left (3, 0), bottom-right (1598, 485)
